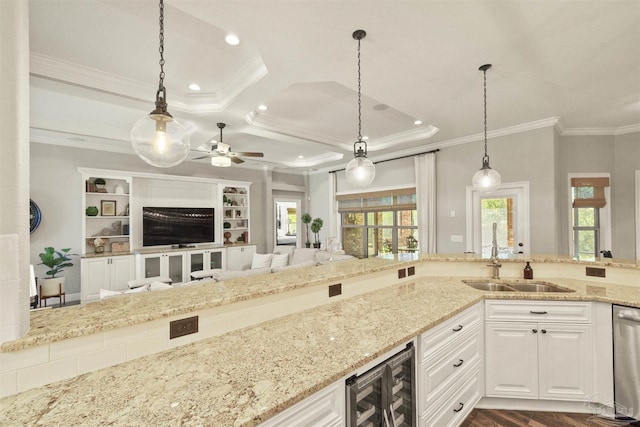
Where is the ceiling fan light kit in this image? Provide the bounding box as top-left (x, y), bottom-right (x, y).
top-left (193, 122), bottom-right (264, 167)
top-left (131, 0), bottom-right (190, 168)
top-left (471, 63), bottom-right (501, 193)
top-left (211, 156), bottom-right (232, 167)
top-left (345, 29), bottom-right (376, 188)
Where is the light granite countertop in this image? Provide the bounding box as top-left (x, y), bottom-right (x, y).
top-left (2, 270), bottom-right (640, 426)
top-left (2, 253), bottom-right (638, 353)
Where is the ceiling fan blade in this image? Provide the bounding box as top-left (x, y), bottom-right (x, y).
top-left (234, 152), bottom-right (264, 157)
top-left (192, 155), bottom-right (211, 160)
top-left (230, 157), bottom-right (244, 164)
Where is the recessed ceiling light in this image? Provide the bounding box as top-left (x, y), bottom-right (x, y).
top-left (298, 155), bottom-right (304, 159)
top-left (258, 105), bottom-right (268, 111)
top-left (414, 120), bottom-right (423, 125)
top-left (225, 34), bottom-right (240, 45)
top-left (189, 83), bottom-right (201, 91)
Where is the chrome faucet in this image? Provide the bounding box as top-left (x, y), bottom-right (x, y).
top-left (487, 222), bottom-right (502, 279)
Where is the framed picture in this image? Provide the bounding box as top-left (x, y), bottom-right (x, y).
top-left (101, 200), bottom-right (116, 216)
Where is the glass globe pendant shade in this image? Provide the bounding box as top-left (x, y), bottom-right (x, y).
top-left (131, 113), bottom-right (190, 168)
top-left (345, 155), bottom-right (376, 187)
top-left (472, 162), bottom-right (501, 193)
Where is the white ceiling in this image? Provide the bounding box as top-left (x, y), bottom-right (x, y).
top-left (28, 0), bottom-right (640, 172)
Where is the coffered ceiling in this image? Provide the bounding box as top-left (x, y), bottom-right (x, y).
top-left (28, 0), bottom-right (640, 172)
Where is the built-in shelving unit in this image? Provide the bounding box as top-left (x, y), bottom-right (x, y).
top-left (81, 170), bottom-right (132, 255)
top-left (222, 185), bottom-right (250, 245)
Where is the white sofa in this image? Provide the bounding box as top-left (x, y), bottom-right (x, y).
top-left (190, 246), bottom-right (354, 281)
top-left (99, 248), bottom-right (354, 300)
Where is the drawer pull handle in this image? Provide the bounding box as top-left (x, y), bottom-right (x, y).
top-left (452, 325), bottom-right (463, 332)
top-left (530, 310), bottom-right (548, 315)
top-left (453, 359), bottom-right (464, 368)
top-left (453, 402), bottom-right (464, 413)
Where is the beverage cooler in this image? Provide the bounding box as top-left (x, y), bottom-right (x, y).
top-left (346, 343), bottom-right (416, 427)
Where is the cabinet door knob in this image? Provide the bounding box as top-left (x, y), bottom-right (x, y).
top-left (541, 329), bottom-right (547, 334)
top-left (532, 329), bottom-right (538, 333)
top-left (453, 359), bottom-right (464, 368)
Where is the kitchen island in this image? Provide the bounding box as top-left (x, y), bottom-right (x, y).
top-left (1, 255), bottom-right (639, 426)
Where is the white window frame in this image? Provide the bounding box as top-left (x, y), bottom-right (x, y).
top-left (567, 173), bottom-right (611, 259)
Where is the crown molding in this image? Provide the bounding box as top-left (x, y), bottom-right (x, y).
top-left (368, 125), bottom-right (439, 151)
top-left (555, 120), bottom-right (640, 136)
top-left (30, 52), bottom-right (267, 114)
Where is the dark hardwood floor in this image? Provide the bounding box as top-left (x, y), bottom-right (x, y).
top-left (461, 409), bottom-right (640, 427)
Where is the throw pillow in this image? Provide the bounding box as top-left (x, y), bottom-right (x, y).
top-left (251, 253), bottom-right (273, 270)
top-left (270, 253), bottom-right (289, 269)
top-left (190, 269), bottom-right (221, 279)
top-left (124, 284), bottom-right (150, 294)
top-left (271, 260), bottom-right (317, 273)
top-left (291, 248), bottom-right (318, 265)
top-left (149, 281), bottom-right (173, 291)
top-left (99, 289), bottom-right (123, 300)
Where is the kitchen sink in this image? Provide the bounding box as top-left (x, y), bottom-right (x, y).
top-left (462, 280), bottom-right (574, 293)
top-left (463, 282), bottom-right (516, 292)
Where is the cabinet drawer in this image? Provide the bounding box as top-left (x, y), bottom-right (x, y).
top-left (420, 331), bottom-right (481, 409)
top-left (420, 303), bottom-right (481, 362)
top-left (421, 361), bottom-right (481, 427)
top-left (485, 300), bottom-right (591, 323)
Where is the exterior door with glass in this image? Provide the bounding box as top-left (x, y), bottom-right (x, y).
top-left (466, 182), bottom-right (530, 257)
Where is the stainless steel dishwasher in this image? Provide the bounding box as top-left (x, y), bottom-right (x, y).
top-left (613, 305), bottom-right (640, 421)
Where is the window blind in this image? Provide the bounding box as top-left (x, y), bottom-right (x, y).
top-left (571, 177), bottom-right (609, 208)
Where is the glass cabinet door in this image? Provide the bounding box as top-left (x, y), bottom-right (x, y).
top-left (143, 256), bottom-right (161, 278)
top-left (189, 252), bottom-right (204, 272)
top-left (167, 254), bottom-right (184, 284)
top-left (209, 251), bottom-right (223, 269)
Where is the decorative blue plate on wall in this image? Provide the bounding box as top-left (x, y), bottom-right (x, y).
top-left (30, 199), bottom-right (41, 233)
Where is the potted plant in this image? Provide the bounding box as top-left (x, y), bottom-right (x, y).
top-left (38, 247), bottom-right (77, 300)
top-left (310, 217), bottom-right (324, 249)
top-left (302, 213), bottom-right (312, 248)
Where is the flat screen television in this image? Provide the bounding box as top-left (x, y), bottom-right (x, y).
top-left (142, 207), bottom-right (214, 247)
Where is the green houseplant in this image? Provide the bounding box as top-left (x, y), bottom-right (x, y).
top-left (37, 247), bottom-right (77, 306)
top-left (302, 213), bottom-right (312, 248)
top-left (38, 247), bottom-right (76, 278)
top-left (310, 218), bottom-right (324, 249)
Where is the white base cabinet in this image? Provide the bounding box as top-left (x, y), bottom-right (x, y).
top-left (186, 249), bottom-right (225, 276)
top-left (137, 251), bottom-right (187, 284)
top-left (484, 300), bottom-right (594, 402)
top-left (418, 303), bottom-right (483, 426)
top-left (226, 245), bottom-right (256, 270)
top-left (81, 255), bottom-right (134, 302)
top-left (258, 380), bottom-right (344, 427)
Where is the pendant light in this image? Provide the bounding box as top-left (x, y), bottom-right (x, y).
top-left (472, 64), bottom-right (501, 193)
top-left (131, 0), bottom-right (190, 168)
top-left (345, 29), bottom-right (375, 187)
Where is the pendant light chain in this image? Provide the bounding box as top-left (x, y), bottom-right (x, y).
top-left (158, 0), bottom-right (165, 92)
top-left (483, 66), bottom-right (488, 162)
top-left (357, 36), bottom-right (362, 142)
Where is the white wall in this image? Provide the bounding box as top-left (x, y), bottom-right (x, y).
top-left (437, 126), bottom-right (558, 254)
top-left (311, 126), bottom-right (638, 258)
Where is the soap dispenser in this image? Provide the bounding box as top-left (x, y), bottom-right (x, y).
top-left (524, 262), bottom-right (534, 279)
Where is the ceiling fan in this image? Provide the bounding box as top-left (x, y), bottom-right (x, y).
top-left (192, 123), bottom-right (264, 167)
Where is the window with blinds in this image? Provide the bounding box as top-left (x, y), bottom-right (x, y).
top-left (570, 176), bottom-right (610, 260)
top-left (339, 188), bottom-right (418, 258)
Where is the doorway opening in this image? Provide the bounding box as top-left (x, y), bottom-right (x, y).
top-left (274, 199), bottom-right (300, 247)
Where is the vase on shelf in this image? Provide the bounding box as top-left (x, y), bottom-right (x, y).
top-left (86, 206), bottom-right (98, 216)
